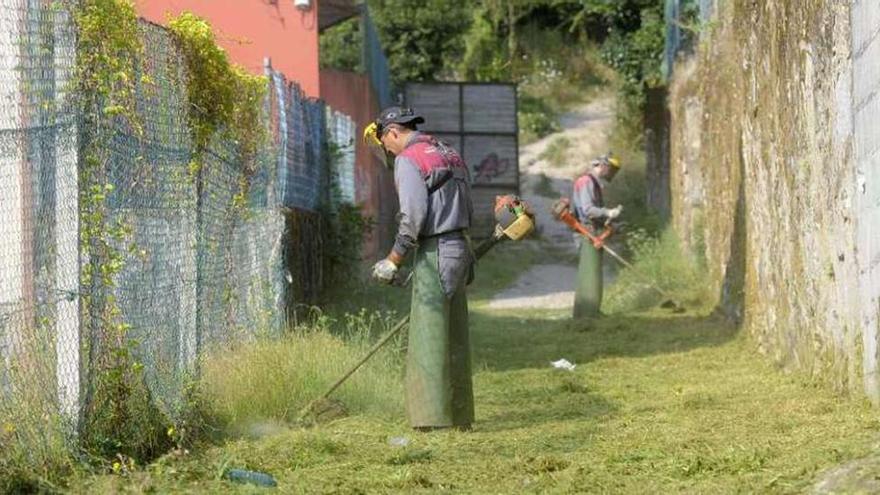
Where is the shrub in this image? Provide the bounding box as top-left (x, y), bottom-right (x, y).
top-left (518, 93), bottom-right (562, 144)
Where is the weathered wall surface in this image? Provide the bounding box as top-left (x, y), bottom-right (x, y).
top-left (668, 0), bottom-right (880, 397)
top-left (852, 0), bottom-right (880, 400)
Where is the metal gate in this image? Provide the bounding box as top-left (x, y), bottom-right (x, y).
top-left (404, 82), bottom-right (519, 236)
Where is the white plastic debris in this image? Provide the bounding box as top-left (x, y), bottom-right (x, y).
top-left (551, 358), bottom-right (576, 371)
top-left (388, 436), bottom-right (410, 447)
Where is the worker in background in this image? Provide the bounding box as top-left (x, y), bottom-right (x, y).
top-left (571, 153), bottom-right (622, 318)
top-left (363, 106), bottom-right (475, 431)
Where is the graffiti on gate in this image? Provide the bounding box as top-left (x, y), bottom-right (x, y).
top-left (473, 152), bottom-right (510, 182)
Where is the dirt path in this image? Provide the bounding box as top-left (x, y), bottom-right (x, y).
top-left (490, 95), bottom-right (615, 311)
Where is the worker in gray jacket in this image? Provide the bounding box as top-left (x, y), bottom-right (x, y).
top-left (363, 106), bottom-right (475, 430)
top-left (571, 153), bottom-right (622, 318)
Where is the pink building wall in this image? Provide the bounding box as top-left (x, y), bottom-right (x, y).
top-left (135, 0), bottom-right (321, 97)
top-left (321, 69), bottom-right (397, 260)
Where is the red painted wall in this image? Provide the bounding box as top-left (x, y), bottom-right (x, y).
top-left (135, 0), bottom-right (321, 97)
top-left (320, 69), bottom-right (397, 260)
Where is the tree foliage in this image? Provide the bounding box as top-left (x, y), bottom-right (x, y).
top-left (322, 1), bottom-right (665, 91)
top-left (367, 0), bottom-right (471, 83)
top-left (320, 17), bottom-right (363, 72)
top-left (321, 0), bottom-right (666, 139)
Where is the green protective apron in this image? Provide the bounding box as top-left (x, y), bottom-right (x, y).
top-left (573, 237), bottom-right (603, 318)
top-left (405, 236), bottom-right (474, 428)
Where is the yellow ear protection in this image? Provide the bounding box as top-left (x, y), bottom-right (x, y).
top-left (604, 152), bottom-right (621, 169)
top-left (607, 155), bottom-right (621, 169)
top-left (363, 121), bottom-right (382, 147)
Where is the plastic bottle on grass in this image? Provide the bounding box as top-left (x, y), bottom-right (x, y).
top-left (223, 468), bottom-right (278, 487)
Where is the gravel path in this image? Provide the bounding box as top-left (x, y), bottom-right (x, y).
top-left (489, 95), bottom-right (615, 310)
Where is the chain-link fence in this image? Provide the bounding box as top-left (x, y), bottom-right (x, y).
top-left (363, 5), bottom-right (394, 108)
top-left (326, 109), bottom-right (356, 204)
top-left (663, 0), bottom-right (718, 79)
top-left (0, 0), bottom-right (80, 439)
top-left (0, 1), bottom-right (358, 448)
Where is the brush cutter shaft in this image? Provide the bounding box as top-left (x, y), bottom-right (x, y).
top-left (312, 230), bottom-right (513, 407)
top-left (552, 198), bottom-right (677, 302)
top-left (320, 316), bottom-right (410, 400)
top-left (599, 243), bottom-right (672, 299)
top-left (473, 228), bottom-right (507, 259)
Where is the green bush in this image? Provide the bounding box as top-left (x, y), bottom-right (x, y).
top-left (600, 5), bottom-right (666, 144)
top-left (518, 93), bottom-right (561, 144)
top-left (198, 310), bottom-right (404, 436)
top-left (369, 0), bottom-right (471, 83)
top-left (320, 17), bottom-right (363, 72)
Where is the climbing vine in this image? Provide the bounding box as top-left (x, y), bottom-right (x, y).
top-left (72, 2), bottom-right (273, 465)
top-left (167, 12), bottom-right (267, 181)
top-left (75, 0), bottom-right (171, 462)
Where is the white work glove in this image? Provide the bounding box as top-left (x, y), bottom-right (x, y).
top-left (371, 258), bottom-right (399, 285)
top-left (605, 205), bottom-right (623, 220)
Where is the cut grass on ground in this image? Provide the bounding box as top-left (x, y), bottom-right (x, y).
top-left (73, 302), bottom-right (879, 493)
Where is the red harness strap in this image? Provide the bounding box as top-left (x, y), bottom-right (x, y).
top-left (574, 173), bottom-right (604, 207)
top-left (399, 134), bottom-right (466, 194)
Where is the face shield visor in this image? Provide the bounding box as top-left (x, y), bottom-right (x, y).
top-left (602, 154), bottom-right (621, 180)
top-left (363, 121), bottom-right (395, 169)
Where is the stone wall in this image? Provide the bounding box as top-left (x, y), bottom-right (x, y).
top-left (851, 0), bottom-right (880, 401)
top-left (667, 0), bottom-right (880, 398)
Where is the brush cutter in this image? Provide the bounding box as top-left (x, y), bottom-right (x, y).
top-left (551, 197), bottom-right (684, 312)
top-left (298, 195), bottom-right (535, 422)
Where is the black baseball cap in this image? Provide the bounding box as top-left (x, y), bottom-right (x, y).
top-left (375, 106), bottom-right (425, 129)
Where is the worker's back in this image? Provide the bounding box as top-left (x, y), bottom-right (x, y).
top-left (396, 132), bottom-right (473, 238)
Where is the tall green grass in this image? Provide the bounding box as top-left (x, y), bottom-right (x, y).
top-left (604, 228), bottom-right (713, 314)
top-left (0, 342), bottom-right (77, 493)
top-left (1, 399), bottom-right (74, 493)
top-left (198, 311), bottom-right (405, 437)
